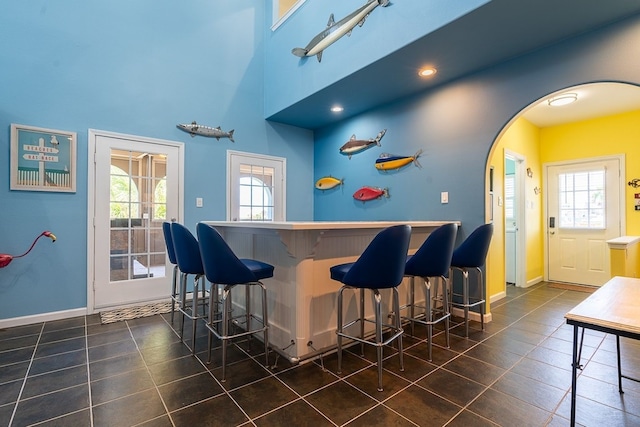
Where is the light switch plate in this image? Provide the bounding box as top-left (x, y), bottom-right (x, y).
top-left (441, 192), bottom-right (449, 204)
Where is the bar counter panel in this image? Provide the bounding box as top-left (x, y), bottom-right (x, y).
top-left (202, 221), bottom-right (459, 362)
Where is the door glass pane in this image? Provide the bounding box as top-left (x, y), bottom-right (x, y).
top-left (558, 169), bottom-right (605, 229)
top-left (239, 163), bottom-right (275, 221)
top-left (109, 149), bottom-right (167, 281)
top-left (505, 174), bottom-right (515, 220)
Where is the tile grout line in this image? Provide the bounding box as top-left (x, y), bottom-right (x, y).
top-left (84, 315), bottom-right (95, 427)
top-left (125, 318), bottom-right (178, 427)
top-left (7, 322), bottom-right (45, 427)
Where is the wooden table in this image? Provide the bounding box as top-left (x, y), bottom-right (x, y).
top-left (565, 276), bottom-right (640, 425)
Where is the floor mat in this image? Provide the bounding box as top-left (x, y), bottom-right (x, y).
top-left (547, 282), bottom-right (598, 293)
top-left (100, 301), bottom-right (172, 324)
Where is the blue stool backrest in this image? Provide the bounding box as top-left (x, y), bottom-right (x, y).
top-left (342, 225), bottom-right (411, 289)
top-left (451, 223), bottom-right (493, 268)
top-left (170, 222), bottom-right (204, 275)
top-left (162, 222), bottom-right (177, 265)
top-left (196, 223), bottom-right (257, 285)
top-left (405, 223), bottom-right (458, 277)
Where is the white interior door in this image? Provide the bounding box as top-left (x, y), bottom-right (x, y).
top-left (546, 157), bottom-right (622, 286)
top-left (504, 151), bottom-right (526, 287)
top-left (89, 130), bottom-right (183, 310)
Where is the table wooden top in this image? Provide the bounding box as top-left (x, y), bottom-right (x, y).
top-left (565, 276), bottom-right (640, 335)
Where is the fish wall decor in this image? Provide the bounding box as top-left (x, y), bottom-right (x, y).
top-left (315, 176), bottom-right (344, 190)
top-left (177, 121), bottom-right (235, 142)
top-left (292, 0), bottom-right (390, 63)
top-left (353, 186), bottom-right (389, 202)
top-left (339, 129), bottom-right (386, 158)
top-left (375, 149), bottom-right (423, 171)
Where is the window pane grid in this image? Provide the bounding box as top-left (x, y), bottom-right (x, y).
top-left (239, 163), bottom-right (275, 221)
top-left (558, 170), bottom-right (605, 229)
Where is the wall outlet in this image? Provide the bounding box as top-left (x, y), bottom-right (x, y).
top-left (441, 191), bottom-right (449, 204)
top-left (196, 197), bottom-right (203, 208)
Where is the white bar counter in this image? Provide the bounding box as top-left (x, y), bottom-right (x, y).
top-left (202, 220), bottom-right (459, 362)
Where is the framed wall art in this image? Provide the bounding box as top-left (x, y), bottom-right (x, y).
top-left (10, 123), bottom-right (77, 193)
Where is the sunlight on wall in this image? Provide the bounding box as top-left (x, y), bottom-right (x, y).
top-left (487, 117), bottom-right (543, 302)
top-left (540, 109), bottom-right (640, 235)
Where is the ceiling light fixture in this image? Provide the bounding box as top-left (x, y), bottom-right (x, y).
top-left (418, 67), bottom-right (437, 78)
top-left (330, 105), bottom-right (344, 113)
top-left (547, 93), bottom-right (578, 107)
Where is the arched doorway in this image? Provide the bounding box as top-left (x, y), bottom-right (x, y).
top-left (485, 82), bottom-right (640, 303)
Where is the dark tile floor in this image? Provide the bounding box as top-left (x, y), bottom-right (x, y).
top-left (1, 282), bottom-right (640, 427)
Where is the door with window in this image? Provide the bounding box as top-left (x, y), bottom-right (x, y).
top-left (90, 130), bottom-right (183, 309)
top-left (227, 150), bottom-right (285, 221)
top-left (546, 157), bottom-right (622, 286)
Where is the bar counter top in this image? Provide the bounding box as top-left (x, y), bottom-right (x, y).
top-left (202, 220), bottom-right (458, 230)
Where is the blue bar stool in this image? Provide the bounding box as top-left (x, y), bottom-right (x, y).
top-left (162, 222), bottom-right (180, 324)
top-left (196, 222), bottom-right (274, 382)
top-left (170, 222), bottom-right (207, 353)
top-left (450, 223), bottom-right (493, 337)
top-left (330, 225), bottom-right (411, 392)
top-left (403, 223), bottom-right (458, 361)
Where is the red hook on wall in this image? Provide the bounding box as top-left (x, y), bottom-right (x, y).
top-left (0, 231), bottom-right (56, 268)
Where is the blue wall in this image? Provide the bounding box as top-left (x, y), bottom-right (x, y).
top-left (313, 13), bottom-right (640, 242)
top-left (0, 1), bottom-right (314, 320)
top-left (264, 0), bottom-right (489, 118)
top-left (2, 1), bottom-right (640, 322)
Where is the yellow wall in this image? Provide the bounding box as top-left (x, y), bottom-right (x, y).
top-left (540, 109), bottom-right (640, 235)
top-left (487, 118), bottom-right (543, 302)
top-left (486, 108), bottom-right (640, 308)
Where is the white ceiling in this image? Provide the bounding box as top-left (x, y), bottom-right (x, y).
top-left (512, 82), bottom-right (640, 128)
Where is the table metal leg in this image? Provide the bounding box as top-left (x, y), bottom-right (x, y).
top-left (616, 335), bottom-right (624, 394)
top-left (570, 324), bottom-right (578, 426)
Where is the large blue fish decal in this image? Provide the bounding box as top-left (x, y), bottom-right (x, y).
top-left (292, 0), bottom-right (390, 63)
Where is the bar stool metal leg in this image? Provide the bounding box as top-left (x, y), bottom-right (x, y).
top-left (337, 286), bottom-right (345, 375)
top-left (374, 290), bottom-right (383, 392)
top-left (393, 287), bottom-right (404, 373)
top-left (170, 264), bottom-right (178, 324)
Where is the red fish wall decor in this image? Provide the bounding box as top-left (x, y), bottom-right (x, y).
top-left (352, 186), bottom-right (389, 202)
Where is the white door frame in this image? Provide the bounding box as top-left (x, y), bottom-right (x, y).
top-left (86, 129), bottom-right (185, 314)
top-left (226, 150), bottom-right (286, 222)
top-left (504, 149), bottom-right (527, 288)
top-left (543, 154), bottom-right (625, 283)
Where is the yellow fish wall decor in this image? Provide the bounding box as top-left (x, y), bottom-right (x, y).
top-left (315, 176), bottom-right (344, 190)
top-left (374, 149), bottom-right (423, 171)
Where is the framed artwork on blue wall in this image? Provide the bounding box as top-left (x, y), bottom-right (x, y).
top-left (10, 123), bottom-right (77, 193)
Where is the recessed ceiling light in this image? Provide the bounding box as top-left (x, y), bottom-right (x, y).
top-left (547, 93), bottom-right (578, 107)
top-left (330, 105), bottom-right (344, 113)
top-left (418, 67), bottom-right (437, 78)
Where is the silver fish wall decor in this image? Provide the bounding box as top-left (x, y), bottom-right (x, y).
top-left (339, 129), bottom-right (386, 159)
top-left (177, 121), bottom-right (235, 142)
top-left (292, 0), bottom-right (390, 63)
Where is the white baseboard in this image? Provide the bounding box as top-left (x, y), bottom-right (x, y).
top-left (490, 291), bottom-right (506, 303)
top-left (525, 276), bottom-right (543, 288)
top-left (0, 308), bottom-right (88, 329)
top-left (451, 307), bottom-right (492, 323)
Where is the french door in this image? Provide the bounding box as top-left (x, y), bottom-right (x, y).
top-left (89, 130), bottom-right (183, 310)
top-left (546, 156), bottom-right (623, 286)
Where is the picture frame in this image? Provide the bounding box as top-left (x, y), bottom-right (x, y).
top-left (10, 123), bottom-right (77, 193)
